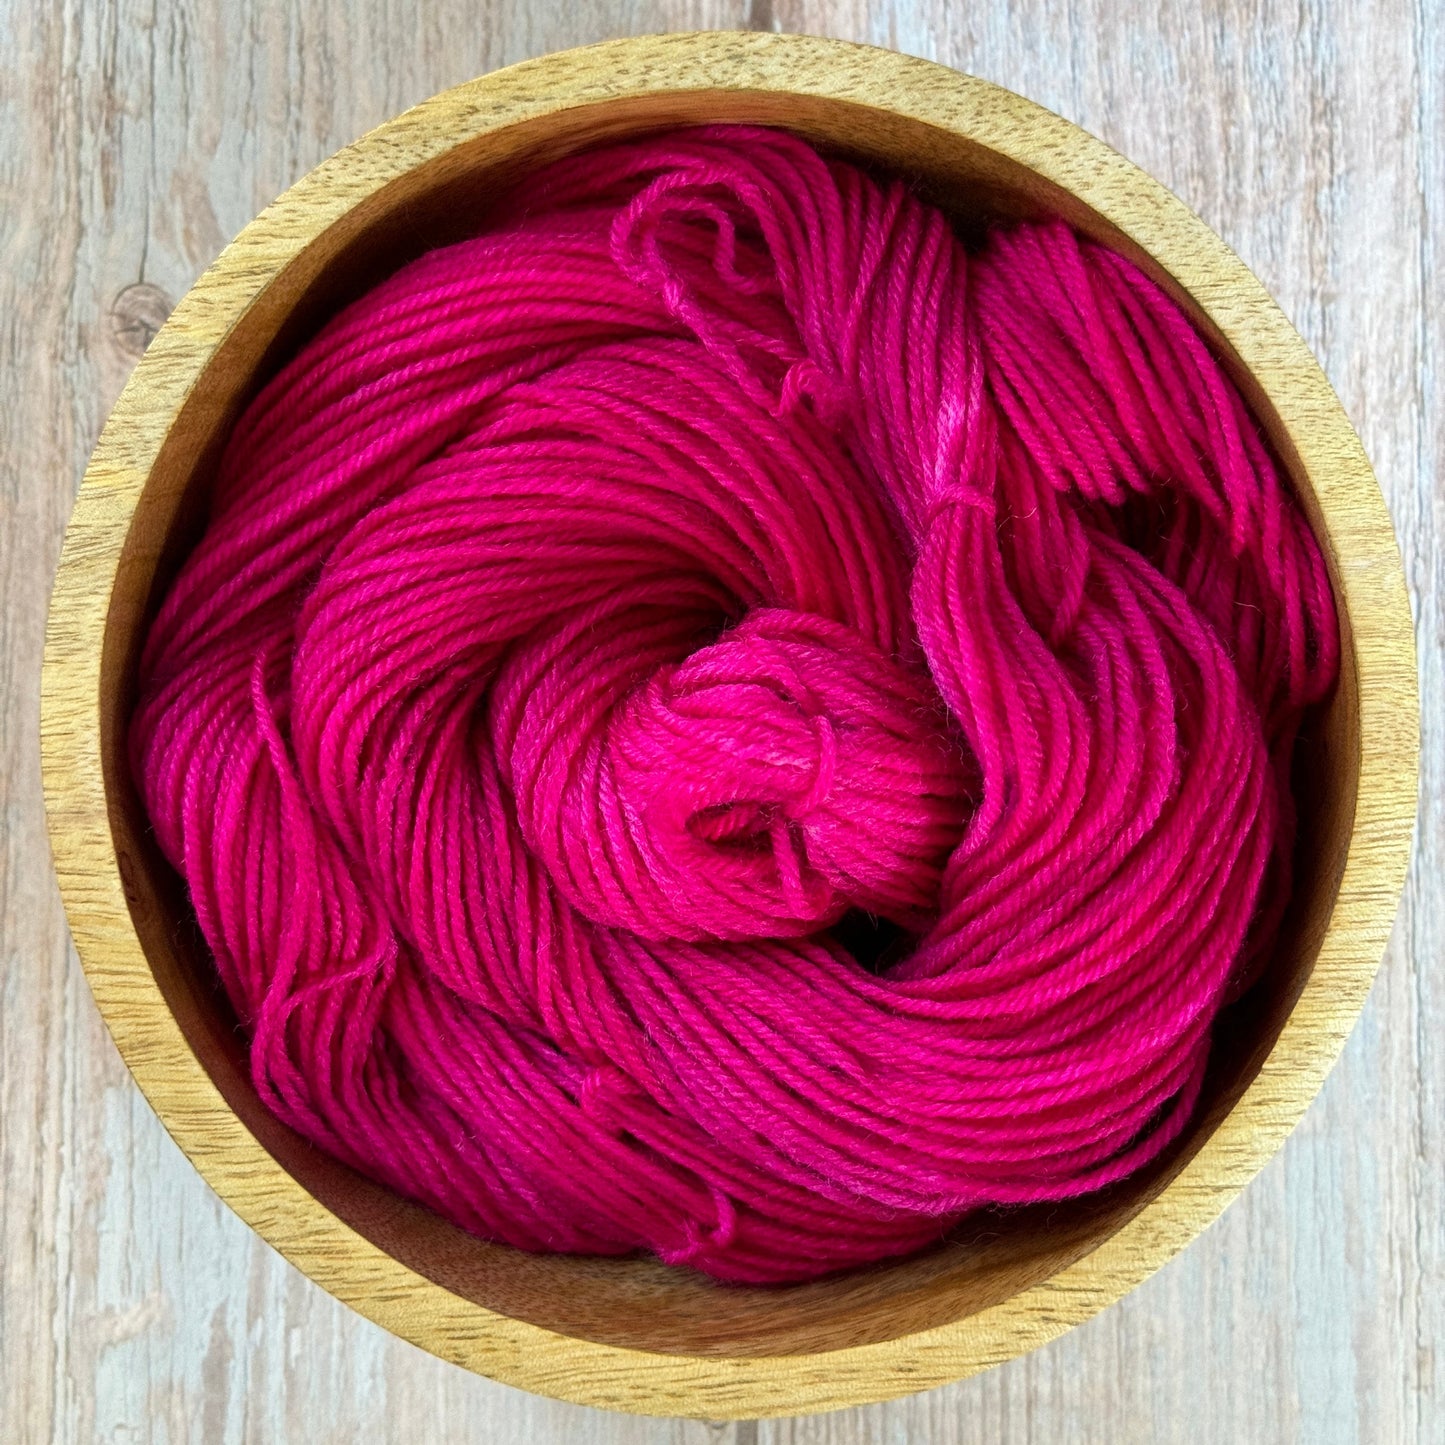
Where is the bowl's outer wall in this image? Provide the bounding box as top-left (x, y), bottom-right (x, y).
top-left (40, 32), bottom-right (1418, 1418)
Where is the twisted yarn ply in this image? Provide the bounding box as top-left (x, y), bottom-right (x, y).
top-left (131, 126), bottom-right (1338, 1282)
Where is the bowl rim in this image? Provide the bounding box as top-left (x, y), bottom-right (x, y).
top-left (41, 30), bottom-right (1419, 1419)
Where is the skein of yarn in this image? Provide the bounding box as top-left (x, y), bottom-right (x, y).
top-left (130, 125), bottom-right (1338, 1284)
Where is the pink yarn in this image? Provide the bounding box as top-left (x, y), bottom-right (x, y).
top-left (131, 126), bottom-right (1338, 1283)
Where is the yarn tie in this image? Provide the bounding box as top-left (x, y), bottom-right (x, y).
top-left (513, 606), bottom-right (968, 943)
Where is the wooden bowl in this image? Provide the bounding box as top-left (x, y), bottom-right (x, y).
top-left (41, 32), bottom-right (1418, 1419)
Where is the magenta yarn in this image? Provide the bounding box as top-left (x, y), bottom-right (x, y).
top-left (130, 126), bottom-right (1339, 1283)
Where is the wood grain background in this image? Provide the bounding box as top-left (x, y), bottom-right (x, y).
top-left (1, 2), bottom-right (1437, 1441)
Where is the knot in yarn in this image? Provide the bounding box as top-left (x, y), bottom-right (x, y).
top-left (525, 606), bottom-right (970, 943)
top-left (130, 126), bottom-right (1339, 1284)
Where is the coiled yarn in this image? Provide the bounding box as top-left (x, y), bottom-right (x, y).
top-left (131, 126), bottom-right (1338, 1282)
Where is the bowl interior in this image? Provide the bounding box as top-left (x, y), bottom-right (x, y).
top-left (98, 91), bottom-right (1358, 1358)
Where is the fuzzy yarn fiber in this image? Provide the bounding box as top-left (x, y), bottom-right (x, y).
top-left (131, 126), bottom-right (1338, 1283)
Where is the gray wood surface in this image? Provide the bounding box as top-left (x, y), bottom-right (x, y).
top-left (1, 2), bottom-right (1437, 1440)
